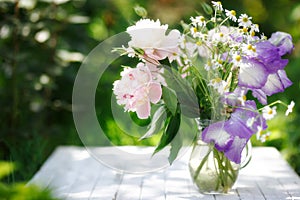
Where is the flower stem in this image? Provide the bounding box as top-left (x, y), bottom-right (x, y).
top-left (192, 146), bottom-right (212, 181)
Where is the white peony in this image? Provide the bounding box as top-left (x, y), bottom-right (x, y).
top-left (126, 19), bottom-right (181, 63)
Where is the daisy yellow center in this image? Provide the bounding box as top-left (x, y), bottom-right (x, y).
top-left (196, 41), bottom-right (202, 46)
top-left (230, 10), bottom-right (236, 16)
top-left (213, 77), bottom-right (222, 83)
top-left (242, 17), bottom-right (249, 23)
top-left (268, 109), bottom-right (273, 115)
top-left (235, 55), bottom-right (241, 62)
top-left (193, 27), bottom-right (197, 32)
top-left (242, 27), bottom-right (248, 33)
top-left (265, 135), bottom-right (270, 140)
top-left (200, 16), bottom-right (205, 22)
top-left (219, 32), bottom-right (224, 37)
top-left (242, 95), bottom-right (247, 101)
top-left (247, 44), bottom-right (256, 52)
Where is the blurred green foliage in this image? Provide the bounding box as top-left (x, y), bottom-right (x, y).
top-left (0, 161), bottom-right (58, 199)
top-left (0, 0), bottom-right (299, 188)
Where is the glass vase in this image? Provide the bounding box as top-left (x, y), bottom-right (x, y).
top-left (188, 140), bottom-right (251, 194)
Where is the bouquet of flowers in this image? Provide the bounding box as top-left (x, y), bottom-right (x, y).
top-left (112, 1), bottom-right (294, 190)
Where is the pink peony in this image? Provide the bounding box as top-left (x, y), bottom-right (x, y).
top-left (113, 62), bottom-right (162, 119)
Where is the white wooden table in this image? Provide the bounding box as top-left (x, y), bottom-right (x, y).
top-left (29, 146), bottom-right (300, 200)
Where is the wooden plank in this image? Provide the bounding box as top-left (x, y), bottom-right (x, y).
top-left (45, 147), bottom-right (93, 199)
top-left (164, 162), bottom-right (215, 200)
top-left (28, 146), bottom-right (76, 188)
top-left (88, 170), bottom-right (123, 200)
top-left (29, 146), bottom-right (300, 200)
top-left (255, 178), bottom-right (290, 200)
top-left (239, 147), bottom-right (300, 200)
top-left (29, 146), bottom-right (93, 199)
top-left (114, 173), bottom-right (143, 200)
top-left (139, 171), bottom-right (166, 200)
top-left (235, 176), bottom-right (265, 200)
top-left (65, 155), bottom-right (103, 200)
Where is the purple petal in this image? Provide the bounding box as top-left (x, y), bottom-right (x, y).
top-left (202, 121), bottom-right (233, 151)
top-left (224, 101), bottom-right (262, 139)
top-left (238, 58), bottom-right (268, 89)
top-left (261, 69), bottom-right (293, 96)
top-left (278, 70), bottom-right (293, 88)
top-left (252, 89), bottom-right (268, 105)
top-left (224, 136), bottom-right (248, 164)
top-left (256, 41), bottom-right (288, 73)
top-left (269, 31), bottom-right (294, 56)
top-left (251, 70), bottom-right (292, 104)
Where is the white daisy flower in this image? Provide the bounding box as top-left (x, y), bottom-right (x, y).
top-left (238, 14), bottom-right (252, 28)
top-left (285, 101), bottom-right (295, 116)
top-left (256, 125), bottom-right (263, 140)
top-left (212, 57), bottom-right (223, 69)
top-left (251, 24), bottom-right (259, 33)
top-left (212, 1), bottom-right (223, 11)
top-left (191, 16), bottom-right (206, 27)
top-left (231, 53), bottom-right (242, 66)
top-left (225, 9), bottom-right (237, 22)
top-left (262, 106), bottom-right (277, 120)
top-left (208, 77), bottom-right (228, 94)
top-left (237, 90), bottom-right (247, 106)
top-left (190, 26), bottom-right (198, 37)
top-left (242, 43), bottom-right (257, 57)
top-left (204, 60), bottom-right (213, 71)
top-left (260, 132), bottom-right (270, 143)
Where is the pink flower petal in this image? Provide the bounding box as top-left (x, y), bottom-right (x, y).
top-left (136, 100), bottom-right (151, 119)
top-left (148, 83), bottom-right (162, 103)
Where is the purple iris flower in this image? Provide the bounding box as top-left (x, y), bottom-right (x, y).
top-left (224, 100), bottom-right (267, 139)
top-left (269, 31), bottom-right (294, 56)
top-left (238, 58), bottom-right (268, 89)
top-left (202, 100), bottom-right (267, 164)
top-left (238, 31), bottom-right (293, 104)
top-left (255, 41), bottom-right (289, 74)
top-left (252, 69), bottom-right (293, 104)
top-left (201, 121), bottom-right (234, 152)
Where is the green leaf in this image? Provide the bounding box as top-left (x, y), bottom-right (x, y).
top-left (201, 2), bottom-right (213, 15)
top-left (162, 66), bottom-right (200, 118)
top-left (168, 131), bottom-right (183, 164)
top-left (153, 111), bottom-right (181, 154)
top-left (140, 106), bottom-right (166, 140)
top-left (129, 112), bottom-right (151, 127)
top-left (162, 86), bottom-right (178, 116)
top-left (0, 161), bottom-right (14, 179)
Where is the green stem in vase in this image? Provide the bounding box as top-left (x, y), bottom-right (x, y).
top-left (189, 142), bottom-right (240, 193)
top-left (213, 148), bottom-right (239, 193)
top-left (226, 157), bottom-right (238, 181)
top-left (192, 145), bottom-right (212, 181)
top-left (213, 148), bottom-right (226, 191)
